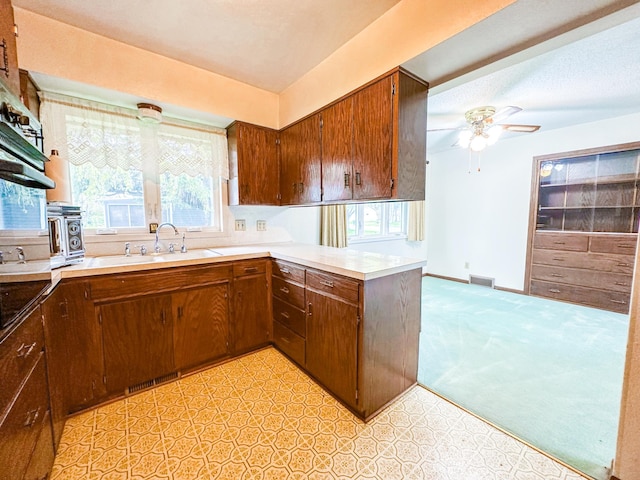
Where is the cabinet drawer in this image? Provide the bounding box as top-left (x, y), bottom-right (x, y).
top-left (534, 233), bottom-right (588, 252)
top-left (0, 306), bottom-right (44, 417)
top-left (23, 409), bottom-right (54, 480)
top-left (531, 249), bottom-right (635, 274)
top-left (0, 354), bottom-right (50, 480)
top-left (272, 260), bottom-right (305, 284)
top-left (273, 321), bottom-right (305, 367)
top-left (589, 235), bottom-right (637, 255)
top-left (306, 269), bottom-right (359, 304)
top-left (90, 263), bottom-right (232, 301)
top-left (272, 297), bottom-right (306, 337)
top-left (272, 277), bottom-right (305, 309)
top-left (531, 265), bottom-right (632, 293)
top-left (530, 280), bottom-right (630, 313)
top-left (233, 260), bottom-right (266, 278)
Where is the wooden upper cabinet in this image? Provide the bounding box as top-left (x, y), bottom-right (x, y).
top-left (280, 114), bottom-right (322, 205)
top-left (0, 0), bottom-right (20, 98)
top-left (227, 121), bottom-right (280, 205)
top-left (321, 97), bottom-right (354, 202)
top-left (353, 75), bottom-right (393, 200)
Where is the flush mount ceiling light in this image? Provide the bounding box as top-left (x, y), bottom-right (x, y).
top-left (136, 103), bottom-right (162, 124)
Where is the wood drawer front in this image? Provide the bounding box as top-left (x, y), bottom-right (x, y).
top-left (272, 297), bottom-right (306, 337)
top-left (0, 307), bottom-right (44, 417)
top-left (531, 265), bottom-right (632, 293)
top-left (531, 249), bottom-right (635, 274)
top-left (273, 321), bottom-right (305, 366)
top-left (534, 233), bottom-right (588, 252)
top-left (272, 277), bottom-right (305, 309)
top-left (530, 280), bottom-right (630, 314)
top-left (0, 354), bottom-right (50, 480)
top-left (90, 264), bottom-right (232, 301)
top-left (306, 269), bottom-right (359, 304)
top-left (272, 260), bottom-right (305, 284)
top-left (233, 260), bottom-right (266, 278)
top-left (589, 235), bottom-right (638, 255)
top-left (23, 409), bottom-right (54, 480)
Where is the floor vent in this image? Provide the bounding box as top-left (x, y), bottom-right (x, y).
top-left (127, 372), bottom-right (180, 395)
top-left (469, 274), bottom-right (495, 288)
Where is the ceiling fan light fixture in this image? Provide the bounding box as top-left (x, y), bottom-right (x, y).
top-left (469, 134), bottom-right (487, 152)
top-left (486, 125), bottom-right (503, 145)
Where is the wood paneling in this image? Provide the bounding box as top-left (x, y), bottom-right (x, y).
top-left (352, 75), bottom-right (393, 200)
top-left (227, 122), bottom-right (280, 205)
top-left (173, 284), bottom-right (229, 370)
top-left (279, 114), bottom-right (321, 204)
top-left (361, 269), bottom-right (421, 418)
top-left (100, 295), bottom-right (175, 394)
top-left (321, 97), bottom-right (353, 202)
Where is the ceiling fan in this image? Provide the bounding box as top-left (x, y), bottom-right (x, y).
top-left (430, 105), bottom-right (541, 151)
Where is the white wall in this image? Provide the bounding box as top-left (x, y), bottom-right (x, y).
top-left (425, 112), bottom-right (640, 291)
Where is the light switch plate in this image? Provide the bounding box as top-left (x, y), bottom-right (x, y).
top-left (235, 219), bottom-right (246, 231)
top-left (257, 220), bottom-right (267, 231)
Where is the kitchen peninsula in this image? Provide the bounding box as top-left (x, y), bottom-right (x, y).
top-left (43, 243), bottom-right (424, 451)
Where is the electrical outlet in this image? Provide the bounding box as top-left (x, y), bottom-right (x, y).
top-left (257, 220), bottom-right (267, 231)
top-left (464, 261), bottom-right (470, 269)
top-left (149, 222), bottom-right (158, 233)
top-left (234, 219), bottom-right (246, 231)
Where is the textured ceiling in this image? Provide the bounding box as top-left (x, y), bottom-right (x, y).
top-left (12, 0), bottom-right (401, 93)
top-left (424, 5), bottom-right (640, 152)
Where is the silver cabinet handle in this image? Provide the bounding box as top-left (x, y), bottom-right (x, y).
top-left (548, 288), bottom-right (561, 293)
top-left (280, 286), bottom-right (289, 294)
top-left (16, 342), bottom-right (36, 358)
top-left (320, 280), bottom-right (334, 288)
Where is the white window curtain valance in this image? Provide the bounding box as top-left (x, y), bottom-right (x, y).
top-left (39, 91), bottom-right (229, 179)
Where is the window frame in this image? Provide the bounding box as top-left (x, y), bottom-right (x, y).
top-left (347, 202), bottom-right (409, 244)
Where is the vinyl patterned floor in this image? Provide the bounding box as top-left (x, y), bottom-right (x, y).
top-left (51, 347), bottom-right (587, 480)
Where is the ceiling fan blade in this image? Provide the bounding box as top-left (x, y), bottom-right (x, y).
top-left (490, 106), bottom-right (522, 123)
top-left (427, 126), bottom-right (466, 132)
top-left (501, 124), bottom-right (541, 133)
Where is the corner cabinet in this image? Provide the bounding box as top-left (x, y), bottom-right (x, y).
top-left (526, 142), bottom-right (640, 313)
top-left (227, 121), bottom-right (280, 205)
top-left (271, 259), bottom-right (422, 420)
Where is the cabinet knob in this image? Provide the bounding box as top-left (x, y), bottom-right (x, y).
top-left (308, 302), bottom-right (313, 316)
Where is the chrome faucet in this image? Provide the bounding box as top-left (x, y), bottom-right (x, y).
top-left (14, 246), bottom-right (26, 264)
top-left (154, 223), bottom-right (179, 253)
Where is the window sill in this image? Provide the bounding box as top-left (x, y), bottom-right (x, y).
top-left (348, 234), bottom-right (408, 245)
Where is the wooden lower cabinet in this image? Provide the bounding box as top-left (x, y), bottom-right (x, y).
top-left (174, 284), bottom-right (230, 370)
top-left (306, 288), bottom-right (359, 410)
top-left (100, 294), bottom-right (175, 394)
top-left (232, 261), bottom-right (270, 354)
top-left (272, 260), bottom-right (422, 421)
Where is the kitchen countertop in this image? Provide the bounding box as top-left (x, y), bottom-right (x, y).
top-left (55, 242), bottom-right (426, 283)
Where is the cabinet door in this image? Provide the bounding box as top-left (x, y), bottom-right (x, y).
top-left (280, 114), bottom-right (321, 204)
top-left (233, 274), bottom-right (270, 354)
top-left (100, 295), bottom-right (174, 394)
top-left (352, 75), bottom-right (393, 200)
top-left (321, 97), bottom-right (353, 202)
top-left (232, 122), bottom-right (280, 205)
top-left (306, 289), bottom-right (358, 409)
top-left (0, 0), bottom-right (20, 97)
top-left (173, 284), bottom-right (230, 370)
top-left (42, 281), bottom-right (104, 447)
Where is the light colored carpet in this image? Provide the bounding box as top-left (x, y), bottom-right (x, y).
top-left (418, 276), bottom-right (629, 480)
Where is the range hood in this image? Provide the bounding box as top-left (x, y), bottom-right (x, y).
top-left (0, 122), bottom-right (54, 189)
